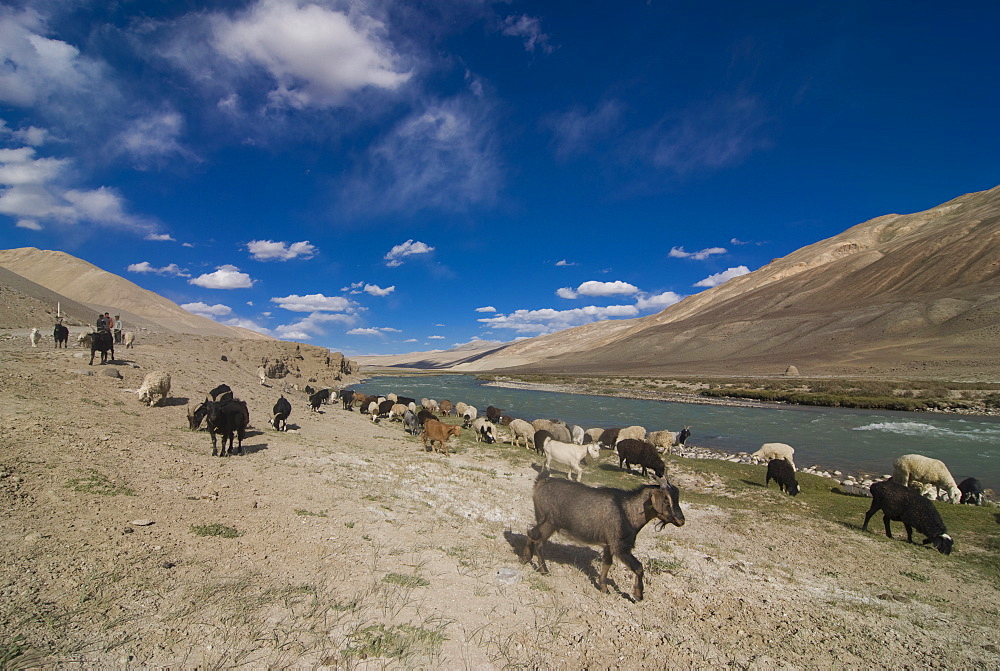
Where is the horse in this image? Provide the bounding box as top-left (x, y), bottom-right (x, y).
top-left (89, 330), bottom-right (115, 365)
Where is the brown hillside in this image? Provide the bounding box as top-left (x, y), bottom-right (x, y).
top-left (452, 185), bottom-right (1000, 379)
top-left (0, 248), bottom-right (271, 340)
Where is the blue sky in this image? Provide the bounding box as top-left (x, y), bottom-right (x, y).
top-left (1, 1), bottom-right (998, 356)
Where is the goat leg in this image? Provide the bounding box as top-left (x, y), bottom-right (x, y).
top-left (618, 551), bottom-right (644, 601)
top-left (598, 546), bottom-right (613, 593)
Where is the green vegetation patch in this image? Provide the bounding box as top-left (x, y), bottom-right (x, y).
top-left (342, 622), bottom-right (446, 662)
top-left (67, 469), bottom-right (135, 496)
top-left (382, 572), bottom-right (429, 588)
top-left (294, 509), bottom-right (328, 517)
top-left (190, 523), bottom-right (243, 538)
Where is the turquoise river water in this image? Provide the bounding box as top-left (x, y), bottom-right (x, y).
top-left (352, 374), bottom-right (1000, 490)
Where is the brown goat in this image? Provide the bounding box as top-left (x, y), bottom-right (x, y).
top-left (421, 419), bottom-right (461, 456)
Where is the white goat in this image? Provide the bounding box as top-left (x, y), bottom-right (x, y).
top-left (256, 366), bottom-right (267, 385)
top-left (540, 435), bottom-right (602, 482)
top-left (29, 328), bottom-right (40, 347)
top-left (123, 331), bottom-right (135, 349)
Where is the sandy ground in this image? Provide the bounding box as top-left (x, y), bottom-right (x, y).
top-left (2, 331), bottom-right (1000, 668)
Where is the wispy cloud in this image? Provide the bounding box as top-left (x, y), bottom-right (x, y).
top-left (555, 259), bottom-right (576, 267)
top-left (545, 100), bottom-right (624, 158)
top-left (127, 261), bottom-right (190, 277)
top-left (669, 246), bottom-right (727, 260)
top-left (384, 239), bottom-right (434, 267)
top-left (189, 264), bottom-right (255, 289)
top-left (247, 239), bottom-right (318, 261)
top-left (694, 265), bottom-right (751, 288)
top-left (144, 233), bottom-right (175, 242)
top-left (348, 326), bottom-right (400, 335)
top-left (500, 15), bottom-right (554, 54)
top-left (275, 312), bottom-right (355, 340)
top-left (475, 306), bottom-right (496, 313)
top-left (363, 283), bottom-right (394, 297)
top-left (479, 304), bottom-right (639, 335)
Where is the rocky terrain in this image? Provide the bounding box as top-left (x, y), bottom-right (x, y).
top-left (2, 328), bottom-right (999, 668)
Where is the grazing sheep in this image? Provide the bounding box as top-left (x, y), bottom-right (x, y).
top-left (539, 434), bottom-right (602, 482)
top-left (77, 332), bottom-right (93, 349)
top-left (271, 396), bottom-right (291, 431)
top-left (386, 393), bottom-right (398, 403)
top-left (417, 409), bottom-right (437, 426)
top-left (53, 323), bottom-right (69, 348)
top-left (486, 406), bottom-right (503, 424)
top-left (521, 472), bottom-right (685, 601)
top-left (338, 389), bottom-right (355, 410)
top-left (454, 401), bottom-right (469, 418)
top-left (616, 439), bottom-right (666, 478)
top-left (585, 428), bottom-right (605, 445)
top-left (765, 458), bottom-right (800, 496)
top-left (462, 405), bottom-right (479, 427)
top-left (136, 371), bottom-right (171, 407)
top-left (531, 419), bottom-right (572, 443)
top-left (256, 366), bottom-right (267, 385)
top-left (402, 409), bottom-right (420, 435)
top-left (439, 399), bottom-right (453, 416)
top-left (647, 427), bottom-right (692, 454)
top-left (893, 454), bottom-right (962, 504)
top-left (376, 399), bottom-right (396, 421)
top-left (422, 398), bottom-right (439, 413)
top-left (421, 419), bottom-right (461, 456)
top-left (570, 424), bottom-right (587, 445)
top-left (751, 443), bottom-right (796, 470)
top-left (388, 403), bottom-right (409, 421)
top-left (471, 417), bottom-right (497, 444)
top-left (863, 480), bottom-right (954, 554)
top-left (122, 331), bottom-right (135, 349)
top-left (365, 400), bottom-right (379, 421)
top-left (207, 398), bottom-right (249, 457)
top-left (615, 425), bottom-right (647, 445)
top-left (29, 327), bottom-right (41, 347)
top-left (958, 477), bottom-right (985, 506)
top-left (598, 428), bottom-right (622, 448)
top-left (499, 415), bottom-right (515, 426)
top-left (508, 418), bottom-right (536, 449)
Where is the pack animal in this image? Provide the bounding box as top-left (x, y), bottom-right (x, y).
top-left (271, 396), bottom-right (291, 431)
top-left (88, 330), bottom-right (114, 365)
top-left (52, 324), bottom-right (69, 348)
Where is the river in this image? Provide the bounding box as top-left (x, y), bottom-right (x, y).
top-left (351, 374), bottom-right (1000, 490)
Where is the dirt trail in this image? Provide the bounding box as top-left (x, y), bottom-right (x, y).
top-left (1, 332), bottom-right (998, 668)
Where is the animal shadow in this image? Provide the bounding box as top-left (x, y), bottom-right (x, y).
top-left (241, 442), bottom-right (268, 455)
top-left (741, 479), bottom-right (766, 488)
top-left (162, 397), bottom-right (189, 408)
top-left (994, 513), bottom-right (1000, 525)
top-left (502, 530), bottom-right (602, 584)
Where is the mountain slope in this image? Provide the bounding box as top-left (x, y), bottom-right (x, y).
top-left (0, 248), bottom-right (270, 340)
top-left (453, 185), bottom-right (1000, 378)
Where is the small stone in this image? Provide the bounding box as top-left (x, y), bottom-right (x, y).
top-left (161, 561), bottom-right (176, 569)
top-left (123, 527), bottom-right (134, 534)
top-left (496, 568), bottom-right (520, 585)
top-left (102, 368), bottom-right (122, 379)
top-left (131, 519), bottom-right (154, 526)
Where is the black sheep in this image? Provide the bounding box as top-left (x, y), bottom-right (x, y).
top-left (417, 409), bottom-right (437, 426)
top-left (271, 396), bottom-right (291, 431)
top-left (958, 477), bottom-right (984, 506)
top-left (765, 458), bottom-right (800, 496)
top-left (599, 427), bottom-right (622, 448)
top-left (616, 439), bottom-right (666, 478)
top-left (863, 480), bottom-right (953, 554)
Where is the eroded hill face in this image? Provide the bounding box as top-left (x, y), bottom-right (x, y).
top-left (0, 248), bottom-right (270, 340)
top-left (441, 185), bottom-right (1000, 379)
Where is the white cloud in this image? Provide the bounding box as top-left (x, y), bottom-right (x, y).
top-left (126, 261), bottom-right (190, 277)
top-left (181, 301), bottom-right (233, 317)
top-left (275, 312), bottom-right (356, 340)
top-left (556, 287), bottom-right (577, 299)
top-left (635, 291), bottom-right (683, 310)
top-left (475, 306), bottom-right (496, 313)
top-left (247, 239), bottom-right (318, 261)
top-left (555, 259), bottom-right (576, 266)
top-left (479, 304), bottom-right (640, 335)
top-left (117, 112), bottom-right (190, 164)
top-left (144, 233), bottom-right (175, 242)
top-left (210, 0), bottom-right (411, 110)
top-left (384, 239), bottom-right (434, 267)
top-left (559, 280), bottom-right (639, 299)
top-left (0, 121), bottom-right (49, 146)
top-left (694, 265), bottom-right (751, 288)
top-left (428, 335), bottom-right (445, 339)
top-left (224, 316), bottom-right (272, 335)
top-left (363, 283), bottom-right (394, 297)
top-left (669, 246), bottom-right (727, 260)
top-left (271, 293), bottom-right (356, 312)
top-left (404, 338), bottom-right (417, 343)
top-left (348, 326), bottom-right (400, 336)
top-left (189, 264), bottom-right (255, 289)
top-left (0, 146), bottom-right (151, 232)
top-left (500, 15), bottom-right (553, 54)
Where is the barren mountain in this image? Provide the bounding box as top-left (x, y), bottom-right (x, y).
top-left (447, 185), bottom-right (1000, 379)
top-left (0, 248), bottom-right (270, 340)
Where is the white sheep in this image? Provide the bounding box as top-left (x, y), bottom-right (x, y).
top-left (584, 428), bottom-right (604, 444)
top-left (454, 401), bottom-right (469, 418)
top-left (471, 417), bottom-right (497, 443)
top-left (647, 427), bottom-right (692, 455)
top-left (750, 443), bottom-right (796, 470)
top-left (388, 403), bottom-right (409, 421)
top-left (386, 393), bottom-right (398, 403)
top-left (136, 371), bottom-right (171, 407)
top-left (78, 332), bottom-right (92, 348)
top-left (570, 424), bottom-right (586, 445)
top-left (29, 328), bottom-right (40, 347)
top-left (540, 435), bottom-right (602, 482)
top-left (615, 425), bottom-right (647, 445)
top-left (508, 418), bottom-right (535, 449)
top-left (893, 454), bottom-right (962, 503)
top-left (123, 331), bottom-right (135, 349)
top-left (463, 405), bottom-right (478, 425)
top-left (256, 366), bottom-right (267, 385)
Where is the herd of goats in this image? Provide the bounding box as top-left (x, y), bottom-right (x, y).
top-left (142, 370), bottom-right (989, 599)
